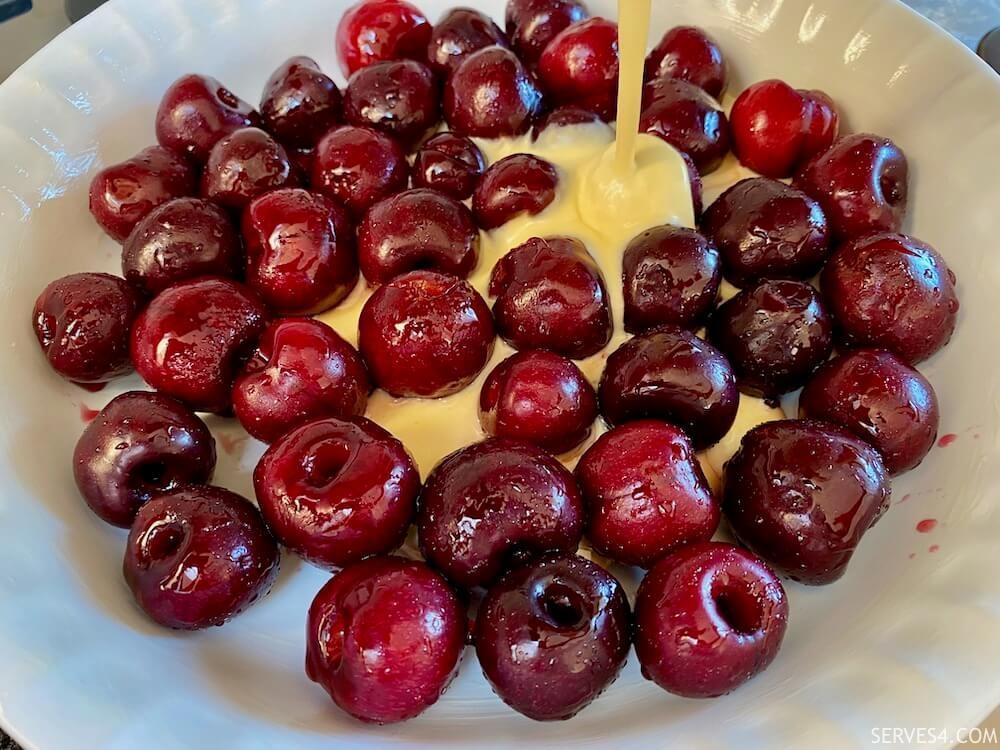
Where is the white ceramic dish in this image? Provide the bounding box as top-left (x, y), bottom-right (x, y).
top-left (1, 0), bottom-right (999, 748)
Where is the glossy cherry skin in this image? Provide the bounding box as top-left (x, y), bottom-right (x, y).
top-left (479, 350), bottom-right (598, 454)
top-left (576, 420), bottom-right (718, 568)
top-left (254, 418), bottom-right (419, 569)
top-left (708, 280), bottom-right (834, 397)
top-left (821, 232), bottom-right (959, 363)
top-left (472, 154), bottom-right (559, 230)
top-left (130, 277), bottom-right (269, 413)
top-left (795, 133), bottom-right (909, 240)
top-left (358, 270), bottom-right (494, 398)
top-left (427, 7), bottom-right (508, 75)
top-left (358, 188), bottom-right (479, 285)
top-left (73, 391), bottom-right (216, 527)
top-left (623, 225), bottom-right (721, 333)
top-left (124, 485), bottom-right (279, 630)
top-left (412, 132), bottom-right (486, 200)
top-left (242, 188), bottom-right (358, 315)
top-left (505, 0), bottom-right (589, 67)
top-left (641, 78), bottom-right (730, 174)
top-left (476, 553), bottom-right (630, 721)
top-left (634, 542), bottom-right (788, 698)
top-left (200, 127), bottom-right (297, 209)
top-left (489, 236), bottom-right (611, 360)
top-left (306, 556), bottom-right (465, 724)
top-left (599, 326), bottom-right (738, 449)
top-left (645, 26), bottom-right (726, 99)
top-left (336, 0), bottom-right (433, 77)
top-left (539, 18), bottom-right (619, 121)
top-left (311, 125), bottom-right (410, 218)
top-left (444, 46), bottom-right (545, 138)
top-left (33, 273), bottom-right (142, 387)
top-left (418, 438), bottom-right (585, 590)
top-left (260, 56), bottom-right (342, 149)
top-left (701, 177), bottom-right (831, 288)
top-left (344, 59), bottom-right (439, 149)
top-left (233, 319), bottom-right (371, 444)
top-left (800, 349), bottom-right (939, 475)
top-left (531, 105), bottom-right (604, 139)
top-left (723, 419), bottom-right (892, 585)
top-left (155, 74), bottom-right (259, 163)
top-left (682, 150), bottom-right (705, 219)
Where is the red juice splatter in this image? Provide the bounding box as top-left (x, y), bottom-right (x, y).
top-left (916, 518), bottom-right (938, 533)
top-left (896, 493), bottom-right (912, 505)
top-left (79, 404), bottom-right (100, 423)
top-left (937, 433), bottom-right (958, 448)
top-left (929, 545), bottom-right (940, 554)
top-left (219, 433), bottom-right (248, 456)
top-left (908, 552), bottom-right (916, 560)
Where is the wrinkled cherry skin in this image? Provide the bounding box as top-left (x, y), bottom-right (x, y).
top-left (479, 350), bottom-right (598, 454)
top-left (599, 326), bottom-right (738, 449)
top-left (476, 553), bottom-right (630, 721)
top-left (260, 56), bottom-right (342, 149)
top-left (444, 46), bottom-right (545, 138)
top-left (130, 277), bottom-right (269, 414)
top-left (532, 105), bottom-right (605, 139)
top-left (795, 133), bottom-right (909, 240)
top-left (623, 225), bottom-right (721, 333)
top-left (701, 177), bottom-right (831, 288)
top-left (344, 59), bottom-right (439, 149)
top-left (412, 133), bottom-right (486, 200)
top-left (124, 485), bottom-right (279, 630)
top-left (122, 198), bottom-right (242, 297)
top-left (358, 189), bottom-right (479, 285)
top-left (634, 542), bottom-right (788, 698)
top-left (576, 420), bottom-right (718, 568)
top-left (505, 0), bottom-right (589, 67)
top-left (33, 273), bottom-right (142, 387)
top-left (233, 319), bottom-right (371, 444)
top-left (311, 125), bottom-right (410, 218)
top-left (645, 26), bottom-right (726, 99)
top-left (490, 236), bottom-right (612, 360)
top-left (242, 188), bottom-right (358, 316)
top-left (306, 557), bottom-right (466, 724)
top-left (418, 439), bottom-right (585, 590)
top-left (335, 0), bottom-right (433, 77)
top-left (539, 18), bottom-right (619, 121)
top-left (254, 418), bottom-right (419, 569)
top-left (708, 280), bottom-right (834, 397)
top-left (427, 7), bottom-right (508, 75)
top-left (723, 419), bottom-right (892, 585)
top-left (73, 391), bottom-right (216, 528)
top-left (200, 127), bottom-right (297, 209)
top-left (358, 270), bottom-right (495, 398)
top-left (155, 74), bottom-right (260, 163)
top-left (641, 77), bottom-right (730, 174)
top-left (472, 154), bottom-right (559, 230)
top-left (820, 232), bottom-right (959, 363)
top-left (800, 349), bottom-right (939, 475)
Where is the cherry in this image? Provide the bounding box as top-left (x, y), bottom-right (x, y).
top-left (538, 18), bottom-right (619, 121)
top-left (260, 56), bottom-right (342, 149)
top-left (800, 349), bottom-right (939, 475)
top-left (358, 270), bottom-right (494, 398)
top-left (682, 150), bottom-right (705, 219)
top-left (701, 177), bottom-right (831, 288)
top-left (311, 125), bottom-right (410, 218)
top-left (412, 132), bottom-right (486, 200)
top-left (794, 133), bottom-right (909, 240)
top-left (306, 556), bottom-right (465, 724)
top-left (233, 319), bottom-right (371, 444)
top-left (155, 74), bottom-right (259, 163)
top-left (427, 7), bottom-right (508, 75)
top-left (645, 26), bottom-right (726, 99)
top-left (124, 485), bottom-right (279, 630)
top-left (634, 542), bottom-right (788, 698)
top-left (73, 391), bottom-right (216, 527)
top-left (472, 154), bottom-right (559, 230)
top-left (640, 77), bottom-right (731, 174)
top-left (343, 59), bottom-right (439, 149)
top-left (708, 279), bottom-right (834, 397)
top-left (505, 0), bottom-right (589, 67)
top-left (417, 438), bottom-right (585, 590)
top-left (476, 553), bottom-right (630, 721)
top-left (335, 0), bottom-right (433, 77)
top-left (242, 188), bottom-right (358, 315)
top-left (622, 225), bottom-right (721, 333)
top-left (200, 127), bottom-right (297, 209)
top-left (489, 236), bottom-right (611, 359)
top-left (254, 417), bottom-right (419, 568)
top-left (33, 273), bottom-right (142, 387)
top-left (479, 350), bottom-right (597, 454)
top-left (358, 188), bottom-right (479, 285)
top-left (129, 277), bottom-right (269, 413)
top-left (532, 105), bottom-right (604, 139)
top-left (599, 326), bottom-right (738, 449)
top-left (723, 419), bottom-right (891, 585)
top-left (820, 232), bottom-right (959, 363)
top-left (88, 146), bottom-right (197, 243)
top-left (444, 46), bottom-right (544, 138)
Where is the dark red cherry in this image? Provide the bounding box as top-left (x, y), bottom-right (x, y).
top-left (682, 150), bottom-right (704, 219)
top-left (311, 125), bottom-right (410, 218)
top-left (531, 105), bottom-right (605, 139)
top-left (260, 56), bottom-right (342, 149)
top-left (344, 59), bottom-right (439, 149)
top-left (412, 132), bottom-right (486, 200)
top-left (200, 127), bottom-right (297, 209)
top-left (645, 26), bottom-right (726, 99)
top-left (641, 77), bottom-right (730, 174)
top-left (472, 154), bottom-right (559, 230)
top-left (427, 7), bottom-right (508, 75)
top-left (538, 17), bottom-right (620, 121)
top-left (336, 0), bottom-right (433, 77)
top-left (505, 0), bottom-right (589, 67)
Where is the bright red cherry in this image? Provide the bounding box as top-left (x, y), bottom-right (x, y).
top-left (641, 77), bottom-right (730, 173)
top-left (260, 56), bottom-right (342, 149)
top-left (427, 7), bottom-right (508, 75)
top-left (645, 26), bottom-right (726, 99)
top-left (344, 59), bottom-right (439, 149)
top-left (311, 125), bottom-right (410, 218)
top-left (505, 0), bottom-right (589, 67)
top-left (472, 154), bottom-right (559, 230)
top-left (412, 133), bottom-right (486, 200)
top-left (538, 18), bottom-right (619, 121)
top-left (335, 0), bottom-right (433, 77)
top-left (200, 127), bottom-right (297, 210)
